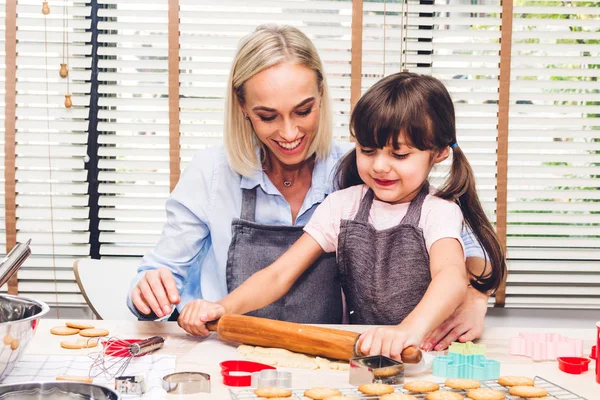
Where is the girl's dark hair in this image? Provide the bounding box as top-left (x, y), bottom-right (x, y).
top-left (335, 72), bottom-right (506, 294)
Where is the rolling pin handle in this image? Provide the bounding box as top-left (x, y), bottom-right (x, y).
top-left (206, 320), bottom-right (219, 332)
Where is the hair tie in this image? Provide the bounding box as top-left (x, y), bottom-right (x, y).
top-left (450, 142), bottom-right (458, 149)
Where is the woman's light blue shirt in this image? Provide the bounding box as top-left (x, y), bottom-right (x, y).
top-left (127, 142), bottom-right (485, 319)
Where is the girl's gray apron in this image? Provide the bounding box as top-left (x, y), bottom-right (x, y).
top-left (338, 183), bottom-right (432, 325)
top-left (226, 187), bottom-right (343, 324)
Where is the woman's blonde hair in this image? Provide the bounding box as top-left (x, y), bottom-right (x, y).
top-left (224, 24), bottom-right (333, 177)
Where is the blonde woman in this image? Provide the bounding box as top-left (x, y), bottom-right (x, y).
top-left (127, 25), bottom-right (489, 351)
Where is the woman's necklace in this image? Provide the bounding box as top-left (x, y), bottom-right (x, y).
top-left (264, 155), bottom-right (315, 189)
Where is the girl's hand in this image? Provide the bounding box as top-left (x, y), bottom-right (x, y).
top-left (358, 326), bottom-right (422, 362)
top-left (177, 300), bottom-right (225, 337)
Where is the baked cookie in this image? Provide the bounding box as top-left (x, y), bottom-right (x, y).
top-left (79, 328), bottom-right (109, 337)
top-left (10, 339), bottom-right (18, 350)
top-left (322, 396), bottom-right (358, 400)
top-left (425, 391), bottom-right (465, 400)
top-left (509, 386), bottom-right (548, 398)
top-left (466, 388), bottom-right (505, 400)
top-left (50, 326), bottom-right (80, 336)
top-left (66, 322), bottom-right (95, 330)
top-left (304, 387), bottom-right (342, 399)
top-left (403, 381), bottom-right (440, 393)
top-left (60, 338), bottom-right (99, 349)
top-left (357, 383), bottom-right (395, 396)
top-left (374, 366), bottom-right (402, 378)
top-left (445, 378), bottom-right (481, 390)
top-left (380, 394), bottom-right (419, 400)
top-left (253, 386), bottom-right (292, 398)
top-left (497, 375), bottom-right (534, 387)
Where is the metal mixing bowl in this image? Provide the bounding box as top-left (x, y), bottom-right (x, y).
top-left (0, 294), bottom-right (49, 382)
top-left (0, 381), bottom-right (120, 399)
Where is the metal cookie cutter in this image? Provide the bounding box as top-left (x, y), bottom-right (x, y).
top-left (350, 355), bottom-right (404, 386)
top-left (251, 369), bottom-right (292, 388)
top-left (162, 372), bottom-right (211, 394)
top-left (115, 375), bottom-right (146, 395)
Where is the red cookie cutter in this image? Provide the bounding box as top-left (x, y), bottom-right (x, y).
top-left (557, 357), bottom-right (591, 375)
top-left (591, 345), bottom-right (596, 360)
top-left (220, 360), bottom-right (275, 386)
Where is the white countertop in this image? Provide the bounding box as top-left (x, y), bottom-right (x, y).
top-left (24, 320), bottom-right (598, 399)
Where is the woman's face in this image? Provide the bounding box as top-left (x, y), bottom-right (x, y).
top-left (241, 62), bottom-right (321, 168)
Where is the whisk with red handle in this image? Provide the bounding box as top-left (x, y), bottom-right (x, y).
top-left (88, 336), bottom-right (164, 379)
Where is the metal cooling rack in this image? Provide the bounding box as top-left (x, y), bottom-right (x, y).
top-left (230, 376), bottom-right (587, 399)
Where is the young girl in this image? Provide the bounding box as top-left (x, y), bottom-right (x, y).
top-left (182, 72), bottom-right (506, 360)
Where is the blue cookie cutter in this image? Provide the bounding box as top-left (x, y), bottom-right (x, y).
top-left (432, 353), bottom-right (500, 380)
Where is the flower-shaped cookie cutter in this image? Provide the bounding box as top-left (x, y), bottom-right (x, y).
top-left (509, 332), bottom-right (584, 361)
top-left (448, 341), bottom-right (487, 356)
top-left (432, 353), bottom-right (500, 380)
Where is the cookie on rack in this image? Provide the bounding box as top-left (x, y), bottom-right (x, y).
top-left (444, 378), bottom-right (481, 390)
top-left (425, 390), bottom-right (465, 400)
top-left (322, 396), bottom-right (358, 400)
top-left (509, 385), bottom-right (549, 398)
top-left (304, 387), bottom-right (342, 399)
top-left (403, 380), bottom-right (440, 393)
top-left (357, 383), bottom-right (395, 396)
top-left (380, 393), bottom-right (419, 400)
top-left (497, 375), bottom-right (534, 387)
top-left (253, 386), bottom-right (292, 398)
top-left (466, 388), bottom-right (505, 400)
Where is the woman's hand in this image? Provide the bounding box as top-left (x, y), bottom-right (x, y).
top-left (420, 286), bottom-right (488, 351)
top-left (130, 267), bottom-right (181, 318)
top-left (357, 326), bottom-right (422, 362)
top-left (177, 300), bottom-right (226, 337)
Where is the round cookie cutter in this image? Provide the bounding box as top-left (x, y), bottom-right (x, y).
top-left (219, 360), bottom-right (275, 387)
top-left (162, 372), bottom-right (211, 394)
top-left (251, 369), bottom-right (292, 388)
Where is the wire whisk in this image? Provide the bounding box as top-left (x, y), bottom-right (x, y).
top-left (88, 335), bottom-right (165, 380)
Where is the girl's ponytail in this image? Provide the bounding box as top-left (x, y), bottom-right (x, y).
top-left (436, 145), bottom-right (507, 294)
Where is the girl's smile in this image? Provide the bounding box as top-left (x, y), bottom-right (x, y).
top-left (373, 178), bottom-right (398, 187)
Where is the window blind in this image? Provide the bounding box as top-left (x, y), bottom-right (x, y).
top-left (0, 0), bottom-right (7, 276)
top-left (10, 0), bottom-right (92, 309)
top-left (96, 0), bottom-right (171, 259)
top-left (1, 0), bottom-right (597, 313)
top-left (179, 0), bottom-right (354, 170)
top-left (505, 0), bottom-right (599, 308)
top-left (361, 0), bottom-right (501, 241)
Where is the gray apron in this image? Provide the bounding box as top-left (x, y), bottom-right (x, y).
top-left (226, 187), bottom-right (343, 324)
top-left (338, 183), bottom-right (432, 325)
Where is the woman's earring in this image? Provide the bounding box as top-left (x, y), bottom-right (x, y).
top-left (244, 114), bottom-right (250, 121)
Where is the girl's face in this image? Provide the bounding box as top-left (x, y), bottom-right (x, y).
top-left (356, 138), bottom-right (449, 204)
top-left (241, 62), bottom-right (321, 168)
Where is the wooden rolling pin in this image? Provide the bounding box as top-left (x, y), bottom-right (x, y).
top-left (206, 314), bottom-right (422, 363)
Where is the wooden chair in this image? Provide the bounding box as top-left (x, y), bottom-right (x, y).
top-left (73, 258), bottom-right (140, 320)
